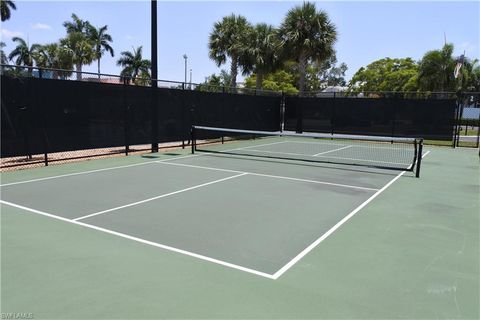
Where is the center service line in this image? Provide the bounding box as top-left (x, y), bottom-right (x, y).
top-left (73, 173), bottom-right (247, 221)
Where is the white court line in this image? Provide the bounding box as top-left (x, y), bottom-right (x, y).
top-left (271, 149), bottom-right (431, 279)
top-left (313, 145), bottom-right (352, 157)
top-left (0, 154), bottom-right (199, 187)
top-left (223, 140), bottom-right (289, 151)
top-left (0, 199), bottom-right (275, 279)
top-left (285, 140), bottom-right (411, 151)
top-left (157, 161), bottom-right (379, 192)
top-left (239, 148), bottom-right (411, 167)
top-left (73, 173), bottom-right (247, 221)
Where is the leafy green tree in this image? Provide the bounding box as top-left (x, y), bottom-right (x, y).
top-left (456, 57), bottom-right (480, 92)
top-left (8, 37), bottom-right (41, 75)
top-left (263, 70), bottom-right (298, 94)
top-left (208, 14), bottom-right (252, 88)
top-left (60, 32), bottom-right (94, 80)
top-left (62, 14), bottom-right (94, 80)
top-left (316, 55), bottom-right (348, 89)
top-left (34, 43), bottom-right (73, 79)
top-left (1, 0), bottom-right (16, 21)
top-left (196, 70), bottom-right (232, 92)
top-left (417, 44), bottom-right (455, 92)
top-left (88, 24), bottom-right (114, 78)
top-left (196, 74), bottom-right (222, 92)
top-left (135, 69), bottom-right (151, 86)
top-left (0, 41), bottom-right (7, 64)
top-left (348, 57), bottom-right (418, 92)
top-left (245, 70), bottom-right (298, 94)
top-left (116, 46), bottom-right (151, 85)
top-left (245, 23), bottom-right (281, 89)
top-left (279, 2), bottom-right (337, 95)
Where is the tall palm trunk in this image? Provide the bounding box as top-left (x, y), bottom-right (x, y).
top-left (297, 50), bottom-right (307, 96)
top-left (256, 71), bottom-right (264, 90)
top-left (75, 62), bottom-right (82, 81)
top-left (230, 53), bottom-right (238, 89)
top-left (27, 64), bottom-right (33, 77)
top-left (97, 57), bottom-right (101, 81)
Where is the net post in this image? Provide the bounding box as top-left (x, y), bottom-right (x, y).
top-left (191, 126), bottom-right (195, 154)
top-left (415, 138), bottom-right (423, 178)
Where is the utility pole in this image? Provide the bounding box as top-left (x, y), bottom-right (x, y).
top-left (183, 54), bottom-right (187, 88)
top-left (189, 69), bottom-right (192, 89)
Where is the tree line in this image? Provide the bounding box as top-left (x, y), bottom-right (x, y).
top-left (349, 44), bottom-right (479, 93)
top-left (206, 2), bottom-right (338, 95)
top-left (1, 2), bottom-right (151, 84)
top-left (203, 2), bottom-right (479, 94)
top-left (2, 0), bottom-right (479, 93)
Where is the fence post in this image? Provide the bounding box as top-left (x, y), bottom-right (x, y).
top-left (280, 91), bottom-right (285, 132)
top-left (453, 101), bottom-right (460, 148)
top-left (476, 110), bottom-right (480, 148)
top-left (391, 97), bottom-right (397, 139)
top-left (331, 92), bottom-right (335, 136)
top-left (42, 127), bottom-right (49, 166)
top-left (151, 84), bottom-right (159, 153)
top-left (123, 78), bottom-right (130, 156)
top-left (37, 76), bottom-right (49, 166)
top-left (296, 98), bottom-right (303, 133)
top-left (455, 99), bottom-right (463, 147)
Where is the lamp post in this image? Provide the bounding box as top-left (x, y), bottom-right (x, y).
top-left (189, 69), bottom-right (192, 89)
top-left (183, 54), bottom-right (187, 88)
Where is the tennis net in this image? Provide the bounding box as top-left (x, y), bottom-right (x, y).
top-left (191, 126), bottom-right (424, 177)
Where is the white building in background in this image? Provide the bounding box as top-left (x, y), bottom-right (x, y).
top-left (317, 86), bottom-right (349, 97)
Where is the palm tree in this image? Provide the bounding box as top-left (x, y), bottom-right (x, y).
top-left (8, 37), bottom-right (41, 75)
top-left (417, 44), bottom-right (456, 92)
top-left (1, 41), bottom-right (7, 64)
top-left (1, 0), bottom-right (16, 21)
top-left (63, 13), bottom-right (89, 34)
top-left (279, 2), bottom-right (337, 95)
top-left (208, 14), bottom-right (252, 88)
top-left (34, 43), bottom-right (73, 79)
top-left (88, 24), bottom-right (114, 78)
top-left (60, 32), bottom-right (94, 81)
top-left (455, 57), bottom-right (479, 92)
top-left (116, 46), bottom-right (151, 85)
top-left (245, 23), bottom-right (281, 89)
top-left (62, 13), bottom-right (93, 80)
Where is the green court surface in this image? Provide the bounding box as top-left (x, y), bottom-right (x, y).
top-left (1, 142), bottom-right (478, 319)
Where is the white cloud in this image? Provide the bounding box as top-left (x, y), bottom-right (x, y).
top-left (31, 23), bottom-right (52, 30)
top-left (1, 29), bottom-right (24, 40)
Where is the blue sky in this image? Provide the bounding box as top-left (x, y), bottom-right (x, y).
top-left (1, 1), bottom-right (478, 84)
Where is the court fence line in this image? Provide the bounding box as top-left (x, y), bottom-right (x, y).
top-left (1, 64), bottom-right (477, 170)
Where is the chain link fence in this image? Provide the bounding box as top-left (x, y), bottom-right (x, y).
top-left (1, 64), bottom-right (477, 171)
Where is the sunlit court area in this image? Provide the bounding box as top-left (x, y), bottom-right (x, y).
top-left (1, 1), bottom-right (479, 319)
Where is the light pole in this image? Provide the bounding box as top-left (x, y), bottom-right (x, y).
top-left (189, 69), bottom-right (192, 89)
top-left (183, 54), bottom-right (187, 88)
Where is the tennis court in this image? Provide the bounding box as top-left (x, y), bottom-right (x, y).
top-left (1, 130), bottom-right (422, 278)
top-left (1, 132), bottom-right (478, 319)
